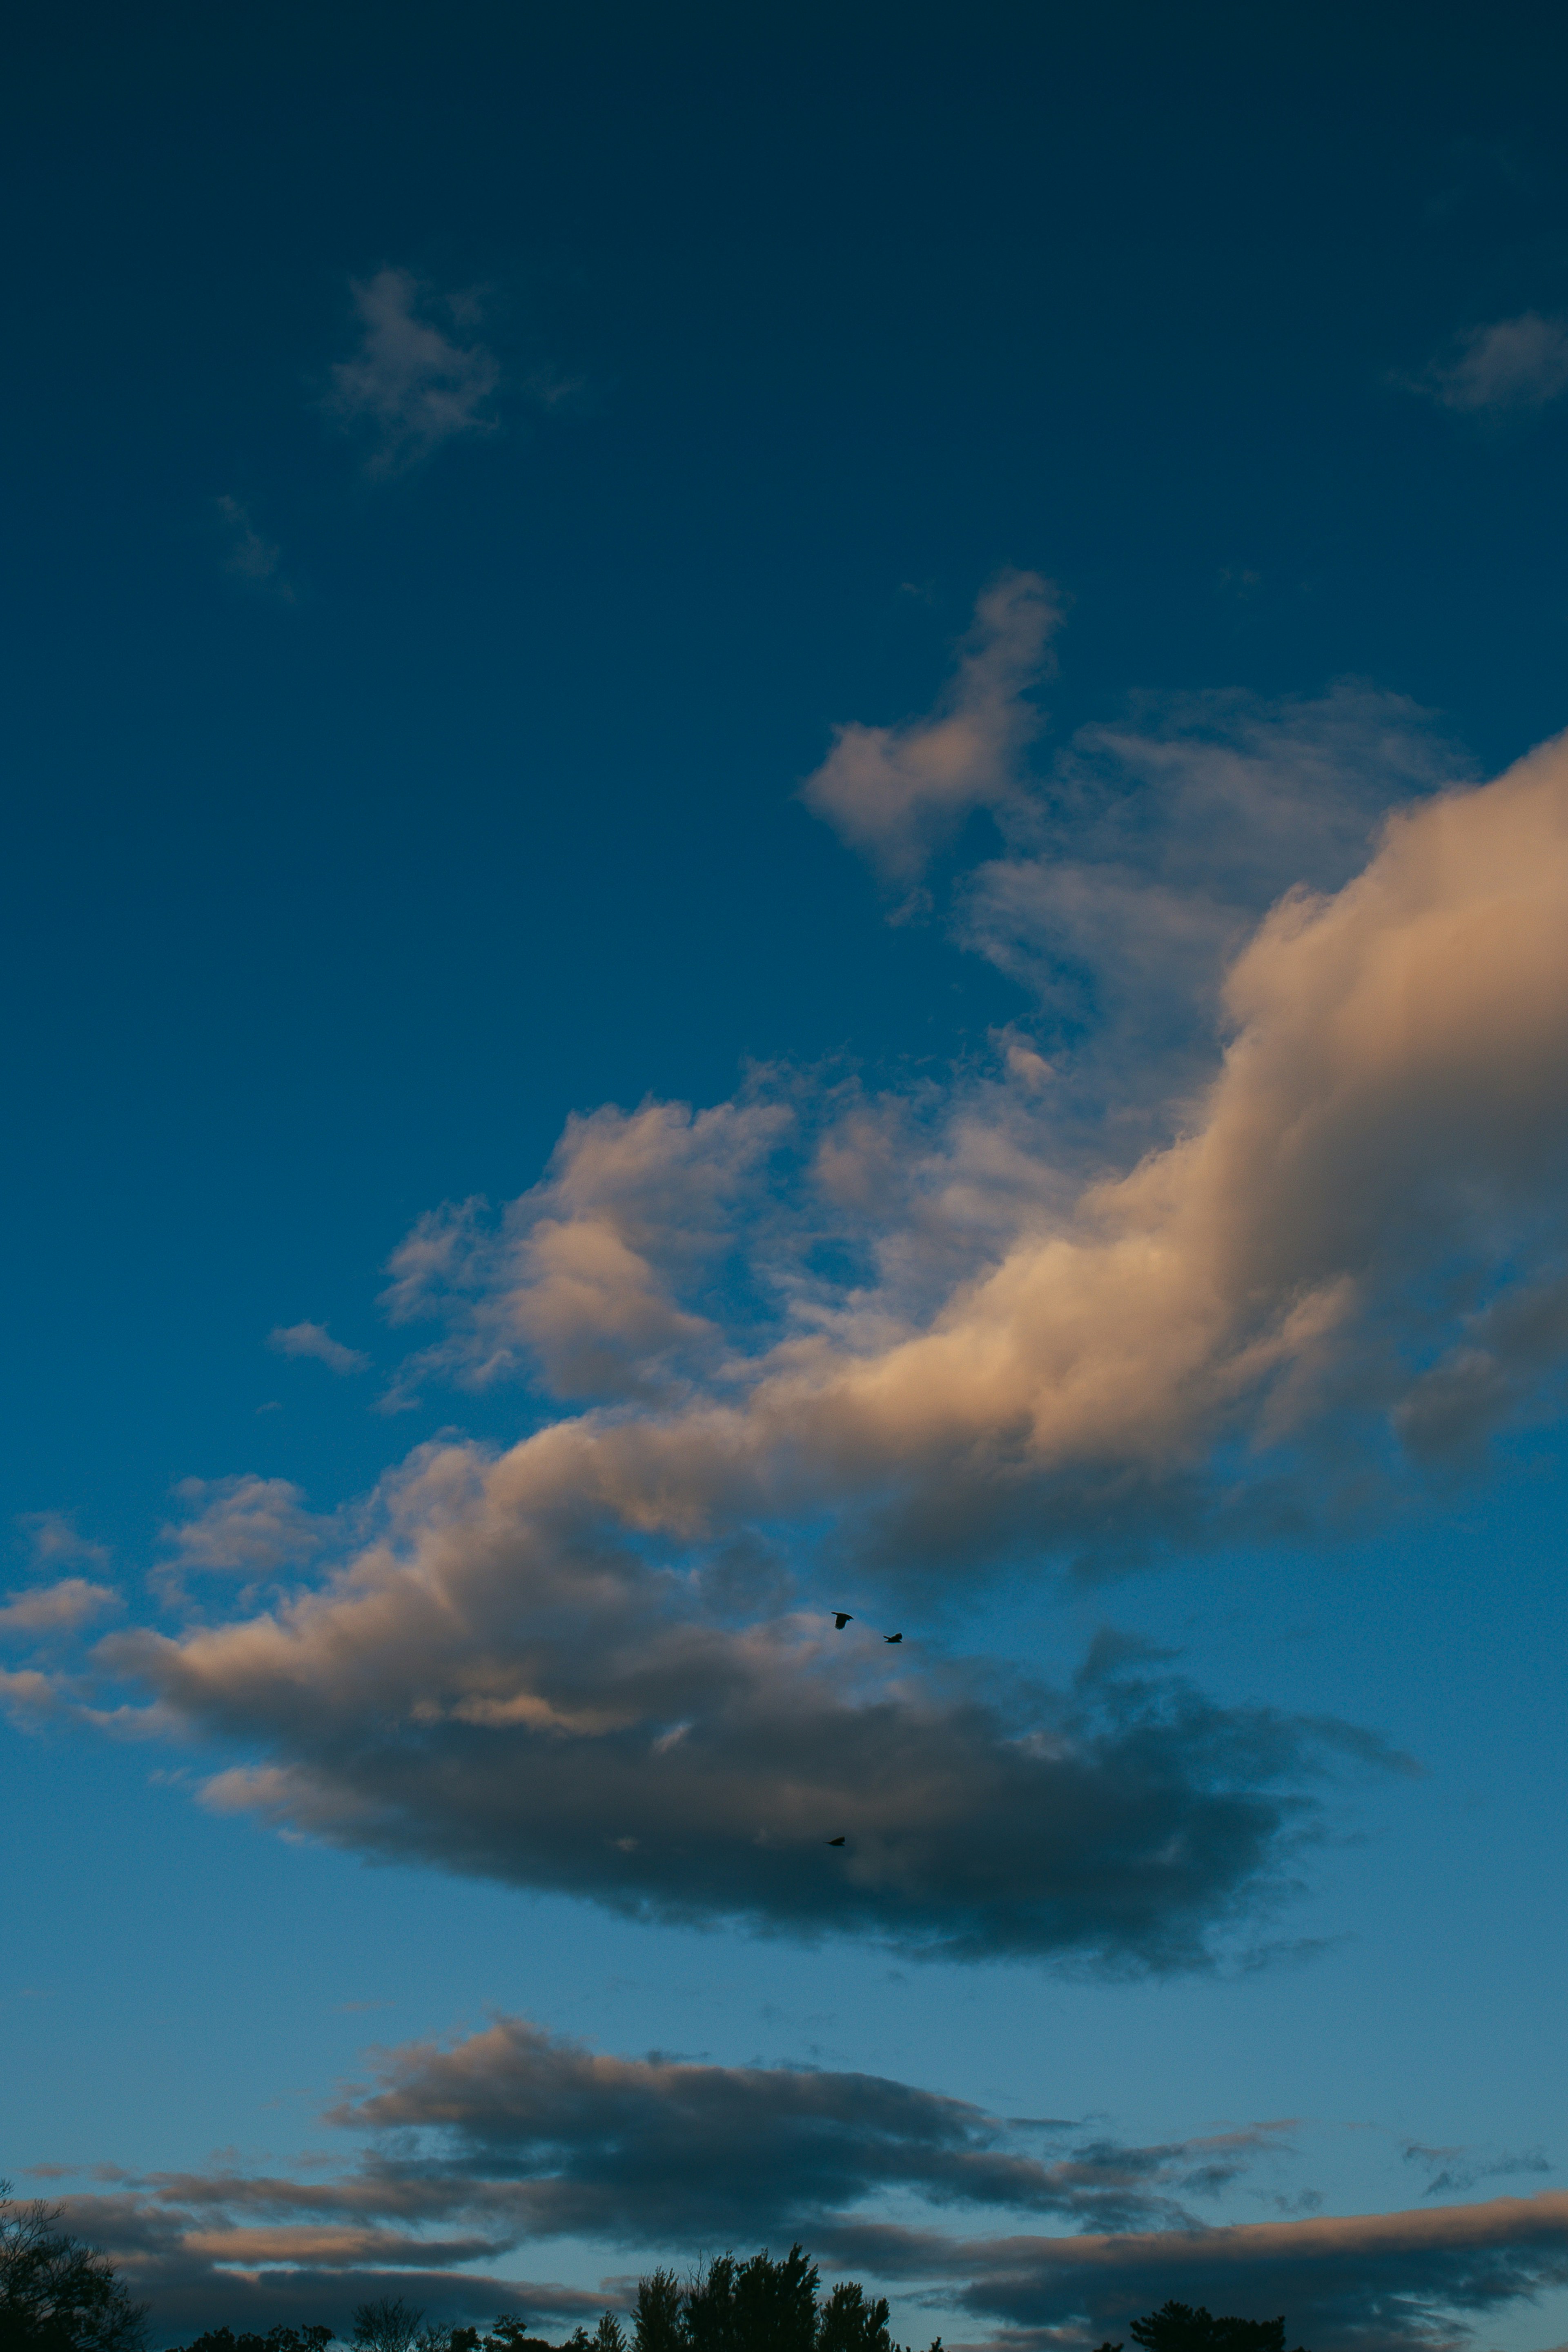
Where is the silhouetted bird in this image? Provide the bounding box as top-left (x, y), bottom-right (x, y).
top-left (826, 1835), bottom-right (846, 1846)
top-left (833, 1613), bottom-right (853, 1629)
top-left (884, 1633), bottom-right (903, 1644)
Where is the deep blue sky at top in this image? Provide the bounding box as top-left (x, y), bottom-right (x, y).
top-left (6, 1), bottom-right (1567, 1548)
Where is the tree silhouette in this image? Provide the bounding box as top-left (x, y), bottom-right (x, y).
top-left (815, 2280), bottom-right (896, 2352)
top-left (683, 2247), bottom-right (819, 2352)
top-left (632, 2270), bottom-right (683, 2352)
top-left (174, 2331), bottom-right (332, 2352)
top-left (625, 2249), bottom-right (939, 2352)
top-left (352, 2301), bottom-right (426, 2352)
top-left (0, 2183), bottom-right (147, 2352)
top-left (559, 2324), bottom-right (623, 2352)
top-left (1117, 2303), bottom-right (1309, 2352)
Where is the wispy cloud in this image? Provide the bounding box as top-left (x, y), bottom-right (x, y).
top-left (0, 1578), bottom-right (120, 1637)
top-left (269, 1322), bottom-right (370, 1376)
top-left (1412, 312), bottom-right (1568, 413)
top-left (157, 1475), bottom-right (328, 1581)
top-left (1401, 2140), bottom-right (1551, 2199)
top-left (18, 1510), bottom-right (111, 1571)
top-left (1, 1515), bottom-right (120, 1674)
top-left (214, 496), bottom-right (295, 599)
top-left (324, 268), bottom-right (502, 474)
top-left (381, 1096), bottom-right (790, 1403)
top-left (956, 679), bottom-right (1469, 1120)
top-left (800, 571), bottom-right (1064, 893)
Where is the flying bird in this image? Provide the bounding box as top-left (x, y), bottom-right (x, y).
top-left (832, 1612), bottom-right (853, 1629)
top-left (884, 1633), bottom-right (903, 1644)
top-left (826, 1835), bottom-right (846, 1846)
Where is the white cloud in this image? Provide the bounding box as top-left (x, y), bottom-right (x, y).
top-left (324, 268), bottom-right (502, 472)
top-left (1415, 312), bottom-right (1568, 413)
top-left (269, 1321), bottom-right (370, 1375)
top-left (800, 571), bottom-right (1064, 889)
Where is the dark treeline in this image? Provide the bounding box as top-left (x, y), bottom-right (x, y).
top-left (169, 2251), bottom-right (933, 2352)
top-left (2, 2190), bottom-right (1310, 2352)
top-left (166, 2273), bottom-right (1311, 2352)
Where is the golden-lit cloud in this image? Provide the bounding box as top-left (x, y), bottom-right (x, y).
top-left (801, 571), bottom-right (1063, 889)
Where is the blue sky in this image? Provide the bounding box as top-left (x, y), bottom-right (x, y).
top-left (7, 6), bottom-right (1568, 2349)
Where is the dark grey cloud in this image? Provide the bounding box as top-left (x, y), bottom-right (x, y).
top-left (35, 2022), bottom-right (1296, 2342)
top-left (1401, 2142), bottom-right (1552, 2200)
top-left (106, 1517), bottom-right (1390, 1967)
top-left (815, 2194), bottom-right (1568, 2352)
top-left (324, 2017), bottom-right (1281, 2243)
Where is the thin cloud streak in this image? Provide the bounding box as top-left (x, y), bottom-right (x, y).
top-left (835, 2193), bottom-right (1568, 2352)
top-left (326, 2016), bottom-right (1287, 2241)
top-left (270, 1322), bottom-right (371, 1376)
top-left (75, 711), bottom-right (1568, 1951)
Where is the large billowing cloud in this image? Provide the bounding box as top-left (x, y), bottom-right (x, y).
top-left (29, 2017), bottom-right (1568, 2352)
top-left (378, 652), bottom-right (1568, 1515)
top-left (21, 600), bottom-right (1568, 1956)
